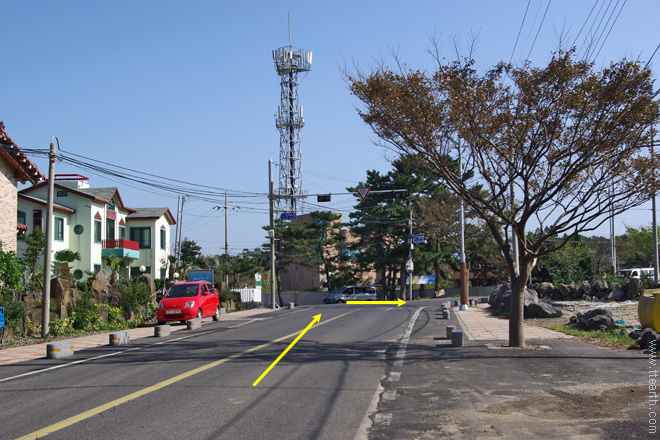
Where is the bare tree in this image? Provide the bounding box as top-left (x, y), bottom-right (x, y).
top-left (348, 48), bottom-right (659, 347)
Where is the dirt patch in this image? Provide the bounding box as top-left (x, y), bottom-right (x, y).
top-left (525, 301), bottom-right (640, 329)
top-left (484, 385), bottom-right (646, 420)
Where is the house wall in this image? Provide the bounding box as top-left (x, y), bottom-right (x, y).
top-left (0, 158), bottom-right (19, 252)
top-left (127, 216), bottom-right (171, 279)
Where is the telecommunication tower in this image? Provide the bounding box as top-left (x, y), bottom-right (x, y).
top-left (273, 41), bottom-right (312, 215)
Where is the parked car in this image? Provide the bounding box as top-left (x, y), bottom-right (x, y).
top-left (322, 285), bottom-right (377, 304)
top-left (345, 285), bottom-right (377, 302)
top-left (157, 281), bottom-right (221, 324)
top-left (616, 268), bottom-right (655, 279)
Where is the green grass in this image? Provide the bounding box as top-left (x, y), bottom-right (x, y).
top-left (545, 323), bottom-right (636, 348)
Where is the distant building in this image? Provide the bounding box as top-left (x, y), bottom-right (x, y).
top-left (0, 122), bottom-right (44, 252)
top-left (18, 174), bottom-right (175, 280)
top-left (278, 213), bottom-right (376, 291)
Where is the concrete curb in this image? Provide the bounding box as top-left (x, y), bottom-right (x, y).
top-left (47, 340), bottom-right (74, 359)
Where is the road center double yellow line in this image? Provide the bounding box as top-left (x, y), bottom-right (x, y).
top-left (18, 310), bottom-right (357, 440)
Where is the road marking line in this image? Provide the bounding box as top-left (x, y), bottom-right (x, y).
top-left (393, 307), bottom-right (424, 367)
top-left (0, 333), bottom-right (212, 384)
top-left (16, 310), bottom-right (356, 440)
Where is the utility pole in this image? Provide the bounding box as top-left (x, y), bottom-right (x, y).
top-left (269, 160), bottom-right (276, 310)
top-left (609, 191), bottom-right (617, 276)
top-left (176, 196), bottom-right (186, 266)
top-left (652, 133), bottom-right (659, 283)
top-left (408, 205), bottom-right (413, 301)
top-left (224, 192), bottom-right (229, 289)
top-left (459, 148), bottom-right (469, 311)
top-left (41, 137), bottom-right (57, 338)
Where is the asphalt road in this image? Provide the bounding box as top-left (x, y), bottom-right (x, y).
top-left (0, 303), bottom-right (425, 440)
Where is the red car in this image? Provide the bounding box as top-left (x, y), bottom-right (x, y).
top-left (157, 281), bottom-right (221, 325)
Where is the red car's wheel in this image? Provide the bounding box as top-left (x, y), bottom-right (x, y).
top-left (212, 306), bottom-right (220, 321)
top-left (197, 309), bottom-right (203, 319)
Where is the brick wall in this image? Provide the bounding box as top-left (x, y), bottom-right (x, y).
top-left (0, 158), bottom-right (18, 252)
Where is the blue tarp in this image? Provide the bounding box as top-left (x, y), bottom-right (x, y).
top-left (0, 307), bottom-right (4, 329)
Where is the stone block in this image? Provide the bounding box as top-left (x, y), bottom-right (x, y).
top-left (47, 340), bottom-right (74, 359)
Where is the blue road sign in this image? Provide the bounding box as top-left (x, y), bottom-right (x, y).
top-left (280, 212), bottom-right (297, 221)
top-left (413, 235), bottom-right (425, 244)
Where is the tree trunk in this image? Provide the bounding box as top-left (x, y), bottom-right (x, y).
top-left (509, 255), bottom-right (533, 348)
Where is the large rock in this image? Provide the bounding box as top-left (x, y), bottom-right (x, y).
top-left (534, 282), bottom-right (555, 299)
top-left (50, 278), bottom-right (74, 317)
top-left (524, 302), bottom-right (563, 318)
top-left (592, 280), bottom-right (609, 295)
top-left (90, 269), bottom-right (111, 299)
top-left (623, 278), bottom-right (644, 300)
top-left (557, 284), bottom-right (573, 299)
top-left (608, 288), bottom-right (626, 302)
top-left (489, 284), bottom-right (539, 314)
top-left (638, 328), bottom-right (660, 350)
top-left (574, 308), bottom-right (615, 331)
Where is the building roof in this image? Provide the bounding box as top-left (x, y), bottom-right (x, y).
top-left (19, 183), bottom-right (137, 213)
top-left (0, 121), bottom-right (44, 184)
top-left (18, 193), bottom-right (76, 213)
top-left (128, 208), bottom-right (176, 225)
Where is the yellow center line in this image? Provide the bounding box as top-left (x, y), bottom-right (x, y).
top-left (17, 310), bottom-right (357, 440)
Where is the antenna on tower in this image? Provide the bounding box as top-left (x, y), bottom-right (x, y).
top-left (273, 19), bottom-right (312, 216)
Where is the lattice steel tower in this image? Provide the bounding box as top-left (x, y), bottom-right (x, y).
top-left (273, 43), bottom-right (312, 215)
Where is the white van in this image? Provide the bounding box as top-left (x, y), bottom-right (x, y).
top-left (616, 268), bottom-right (655, 279)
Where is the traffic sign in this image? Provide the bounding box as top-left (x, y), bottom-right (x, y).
top-left (356, 187), bottom-right (370, 200)
top-left (280, 212), bottom-right (297, 220)
top-left (405, 259), bottom-right (414, 273)
top-left (413, 235), bottom-right (425, 244)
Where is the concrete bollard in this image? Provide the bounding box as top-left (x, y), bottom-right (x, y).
top-left (443, 309), bottom-right (450, 319)
top-left (451, 331), bottom-right (464, 347)
top-left (154, 325), bottom-right (170, 337)
top-left (109, 331), bottom-right (130, 346)
top-left (289, 302), bottom-right (295, 309)
top-left (454, 300), bottom-right (459, 307)
top-left (47, 340), bottom-right (74, 359)
top-left (187, 318), bottom-right (202, 330)
top-left (446, 325), bottom-right (456, 339)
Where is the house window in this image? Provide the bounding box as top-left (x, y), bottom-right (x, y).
top-left (160, 227), bottom-right (166, 250)
top-left (54, 217), bottom-right (64, 241)
top-left (56, 191), bottom-right (68, 197)
top-left (17, 210), bottom-right (26, 225)
top-left (94, 264), bottom-right (101, 273)
top-left (130, 227), bottom-right (151, 249)
top-left (94, 219), bottom-right (102, 243)
top-left (106, 218), bottom-right (115, 240)
top-left (33, 209), bottom-right (42, 230)
top-left (119, 226), bottom-right (126, 239)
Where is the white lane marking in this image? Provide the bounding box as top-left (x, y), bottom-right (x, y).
top-left (388, 372), bottom-right (401, 381)
top-left (354, 375), bottom-right (385, 440)
top-left (393, 307), bottom-right (424, 367)
top-left (354, 307), bottom-right (425, 440)
top-left (382, 390), bottom-right (397, 401)
top-left (0, 332), bottom-right (213, 384)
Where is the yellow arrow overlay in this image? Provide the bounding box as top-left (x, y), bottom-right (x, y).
top-left (346, 298), bottom-right (406, 307)
top-left (253, 314), bottom-right (321, 386)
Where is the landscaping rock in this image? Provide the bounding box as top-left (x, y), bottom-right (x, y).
top-left (488, 284), bottom-right (540, 315)
top-left (90, 269), bottom-right (111, 299)
top-left (586, 314), bottom-right (616, 331)
top-left (638, 328), bottom-right (660, 350)
top-left (534, 282), bottom-right (555, 299)
top-left (573, 308), bottom-right (615, 331)
top-left (609, 288), bottom-right (626, 302)
top-left (557, 284), bottom-right (573, 299)
top-left (524, 302), bottom-right (563, 318)
top-left (629, 330), bottom-right (642, 340)
top-left (623, 278), bottom-right (644, 300)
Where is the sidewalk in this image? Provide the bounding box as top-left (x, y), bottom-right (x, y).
top-left (0, 307), bottom-right (275, 366)
top-left (455, 303), bottom-right (573, 341)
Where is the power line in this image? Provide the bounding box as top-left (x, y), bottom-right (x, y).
top-left (526, 0), bottom-right (552, 62)
top-left (509, 0), bottom-right (531, 65)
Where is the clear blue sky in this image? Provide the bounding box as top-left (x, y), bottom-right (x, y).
top-left (1, 0), bottom-right (658, 255)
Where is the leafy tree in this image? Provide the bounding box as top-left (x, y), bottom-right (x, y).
top-left (348, 48), bottom-right (658, 347)
top-left (0, 241), bottom-right (23, 291)
top-left (104, 254), bottom-right (133, 285)
top-left (582, 235), bottom-right (612, 278)
top-left (532, 234), bottom-right (593, 284)
top-left (178, 238), bottom-right (203, 268)
top-left (53, 249), bottom-right (81, 281)
top-left (22, 227), bottom-right (45, 288)
top-left (617, 224), bottom-right (658, 268)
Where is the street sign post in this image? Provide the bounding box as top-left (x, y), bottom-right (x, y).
top-left (413, 235), bottom-right (425, 244)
